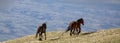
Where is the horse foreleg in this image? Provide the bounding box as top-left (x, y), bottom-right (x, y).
top-left (44, 32), bottom-right (46, 40)
top-left (39, 32), bottom-right (42, 41)
top-left (78, 27), bottom-right (81, 35)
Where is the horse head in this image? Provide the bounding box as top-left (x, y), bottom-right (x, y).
top-left (42, 22), bottom-right (47, 29)
top-left (77, 18), bottom-right (84, 25)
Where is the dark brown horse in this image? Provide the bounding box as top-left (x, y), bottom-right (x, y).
top-left (65, 18), bottom-right (84, 36)
top-left (36, 23), bottom-right (47, 41)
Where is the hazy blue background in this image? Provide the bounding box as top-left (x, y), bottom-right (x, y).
top-left (0, 0), bottom-right (120, 42)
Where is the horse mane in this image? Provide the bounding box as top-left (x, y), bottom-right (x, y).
top-left (77, 18), bottom-right (83, 23)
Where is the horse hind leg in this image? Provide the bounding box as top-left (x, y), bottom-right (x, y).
top-left (70, 29), bottom-right (73, 36)
top-left (73, 28), bottom-right (77, 35)
top-left (73, 28), bottom-right (78, 35)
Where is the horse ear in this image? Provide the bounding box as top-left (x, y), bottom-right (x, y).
top-left (80, 18), bottom-right (83, 20)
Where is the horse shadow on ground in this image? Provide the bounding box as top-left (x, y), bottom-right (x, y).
top-left (49, 32), bottom-right (96, 41)
top-left (49, 37), bottom-right (60, 41)
top-left (81, 32), bottom-right (96, 35)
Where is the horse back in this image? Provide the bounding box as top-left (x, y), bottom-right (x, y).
top-left (69, 21), bottom-right (77, 28)
top-left (37, 26), bottom-right (43, 33)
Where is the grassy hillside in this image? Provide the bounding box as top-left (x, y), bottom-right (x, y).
top-left (1, 28), bottom-right (120, 43)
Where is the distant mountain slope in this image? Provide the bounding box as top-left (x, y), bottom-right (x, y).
top-left (1, 28), bottom-right (120, 43)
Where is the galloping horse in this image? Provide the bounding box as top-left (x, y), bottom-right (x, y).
top-left (36, 23), bottom-right (47, 41)
top-left (65, 18), bottom-right (84, 36)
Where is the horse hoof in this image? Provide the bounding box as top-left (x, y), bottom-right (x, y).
top-left (70, 34), bottom-right (72, 36)
top-left (39, 38), bottom-right (42, 41)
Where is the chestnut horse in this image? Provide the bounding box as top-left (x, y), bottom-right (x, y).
top-left (36, 23), bottom-right (47, 41)
top-left (65, 18), bottom-right (84, 36)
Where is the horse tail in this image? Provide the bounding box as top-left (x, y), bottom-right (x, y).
top-left (65, 26), bottom-right (71, 32)
top-left (58, 26), bottom-right (71, 38)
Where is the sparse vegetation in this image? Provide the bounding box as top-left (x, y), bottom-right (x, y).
top-left (1, 28), bottom-right (120, 43)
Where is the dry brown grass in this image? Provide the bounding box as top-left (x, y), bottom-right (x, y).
top-left (1, 28), bottom-right (120, 43)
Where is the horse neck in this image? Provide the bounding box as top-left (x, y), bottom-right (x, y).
top-left (77, 22), bottom-right (81, 24)
top-left (77, 22), bottom-right (81, 26)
